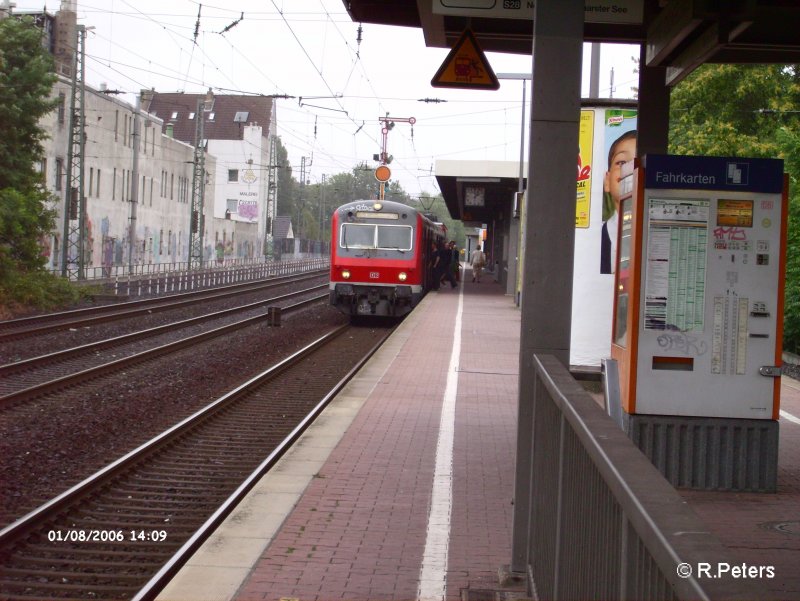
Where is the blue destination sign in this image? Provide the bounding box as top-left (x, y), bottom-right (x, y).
top-left (644, 154), bottom-right (784, 193)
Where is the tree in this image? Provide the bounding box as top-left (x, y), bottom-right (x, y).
top-left (669, 63), bottom-right (800, 351)
top-left (670, 64), bottom-right (800, 158)
top-left (0, 16), bottom-right (77, 313)
top-left (273, 136), bottom-right (298, 225)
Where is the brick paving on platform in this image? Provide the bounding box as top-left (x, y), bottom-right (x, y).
top-left (234, 275), bottom-right (520, 601)
top-left (679, 378), bottom-right (800, 600)
top-left (160, 268), bottom-right (800, 601)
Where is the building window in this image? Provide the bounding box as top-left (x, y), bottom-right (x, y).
top-left (89, 168), bottom-right (94, 197)
top-left (208, 112), bottom-right (215, 121)
top-left (171, 111), bottom-right (178, 119)
top-left (96, 169), bottom-right (101, 197)
top-left (226, 199), bottom-right (237, 216)
top-left (189, 112), bottom-right (195, 120)
top-left (55, 158), bottom-right (63, 191)
top-left (170, 173), bottom-right (174, 200)
top-left (113, 168), bottom-right (116, 200)
top-left (228, 169), bottom-right (238, 183)
top-left (57, 93), bottom-right (66, 125)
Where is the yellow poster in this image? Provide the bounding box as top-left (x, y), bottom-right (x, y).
top-left (576, 110), bottom-right (594, 228)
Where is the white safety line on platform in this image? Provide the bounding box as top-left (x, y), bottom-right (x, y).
top-left (780, 409), bottom-right (800, 426)
top-left (417, 282), bottom-right (464, 601)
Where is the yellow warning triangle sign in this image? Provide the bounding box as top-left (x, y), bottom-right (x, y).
top-left (431, 29), bottom-right (500, 90)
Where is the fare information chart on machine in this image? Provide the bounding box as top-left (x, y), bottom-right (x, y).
top-left (644, 199), bottom-right (710, 331)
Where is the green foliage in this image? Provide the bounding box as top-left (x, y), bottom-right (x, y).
top-left (777, 126), bottom-right (800, 352)
top-left (670, 63), bottom-right (800, 351)
top-left (0, 16), bottom-right (58, 191)
top-left (0, 188), bottom-right (55, 276)
top-left (670, 64), bottom-right (800, 158)
top-left (0, 269), bottom-right (82, 315)
top-left (0, 16), bottom-right (78, 313)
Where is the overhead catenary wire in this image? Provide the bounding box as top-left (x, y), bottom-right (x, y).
top-left (43, 0), bottom-right (542, 197)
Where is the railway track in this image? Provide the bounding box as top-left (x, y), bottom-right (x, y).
top-left (0, 285), bottom-right (327, 402)
top-left (0, 270), bottom-right (326, 344)
top-left (0, 323), bottom-right (391, 601)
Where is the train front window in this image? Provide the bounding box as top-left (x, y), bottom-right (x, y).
top-left (339, 223), bottom-right (412, 251)
top-left (341, 224), bottom-right (375, 248)
top-left (377, 225), bottom-right (412, 250)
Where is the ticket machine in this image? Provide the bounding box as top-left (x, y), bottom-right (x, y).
top-left (611, 154), bottom-right (786, 491)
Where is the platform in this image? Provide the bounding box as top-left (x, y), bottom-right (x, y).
top-left (157, 275), bottom-right (520, 601)
top-left (157, 271), bottom-right (800, 601)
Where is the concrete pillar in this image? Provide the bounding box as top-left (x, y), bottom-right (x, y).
top-left (511, 0), bottom-right (584, 573)
top-left (636, 44), bottom-right (670, 157)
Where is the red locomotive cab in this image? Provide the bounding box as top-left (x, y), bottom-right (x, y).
top-left (329, 200), bottom-right (441, 318)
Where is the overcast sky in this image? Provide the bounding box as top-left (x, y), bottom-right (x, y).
top-left (13, 0), bottom-right (640, 198)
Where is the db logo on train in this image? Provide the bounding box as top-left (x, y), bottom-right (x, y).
top-left (369, 272), bottom-right (380, 279)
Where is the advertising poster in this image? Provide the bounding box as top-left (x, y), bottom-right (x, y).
top-left (570, 105), bottom-right (637, 367)
top-left (576, 110), bottom-right (594, 228)
top-left (600, 109), bottom-right (638, 274)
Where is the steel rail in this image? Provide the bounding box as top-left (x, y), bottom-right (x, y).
top-left (0, 292), bottom-right (328, 407)
top-left (0, 323), bottom-right (350, 545)
top-left (0, 270), bottom-right (325, 341)
top-left (131, 329), bottom-right (388, 601)
top-left (0, 323), bottom-right (390, 601)
top-left (0, 283), bottom-right (326, 379)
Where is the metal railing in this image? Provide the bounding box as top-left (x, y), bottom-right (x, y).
top-left (78, 258), bottom-right (329, 298)
top-left (49, 255), bottom-right (328, 281)
top-left (520, 354), bottom-right (765, 601)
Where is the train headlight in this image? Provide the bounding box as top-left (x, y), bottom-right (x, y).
top-left (398, 272), bottom-right (408, 282)
top-left (341, 269), bottom-right (351, 279)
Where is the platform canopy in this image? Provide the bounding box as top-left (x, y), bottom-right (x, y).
top-left (435, 160), bottom-right (524, 226)
top-left (341, 0), bottom-right (800, 86)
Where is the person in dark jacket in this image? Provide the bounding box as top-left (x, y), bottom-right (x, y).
top-left (435, 240), bottom-right (457, 289)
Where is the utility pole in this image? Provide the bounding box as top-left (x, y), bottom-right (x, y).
top-left (60, 24), bottom-right (87, 279)
top-left (189, 89), bottom-right (213, 269)
top-left (128, 94), bottom-right (141, 273)
top-left (376, 114), bottom-right (414, 200)
top-left (298, 156), bottom-right (310, 237)
top-left (265, 134), bottom-right (278, 258)
top-left (319, 173), bottom-right (326, 243)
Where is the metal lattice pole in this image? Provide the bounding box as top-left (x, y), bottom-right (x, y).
top-left (265, 134), bottom-right (277, 258)
top-left (188, 94), bottom-right (209, 270)
top-left (60, 25), bottom-right (87, 279)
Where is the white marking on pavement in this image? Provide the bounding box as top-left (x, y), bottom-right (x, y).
top-left (780, 409), bottom-right (800, 425)
top-left (417, 281), bottom-right (464, 601)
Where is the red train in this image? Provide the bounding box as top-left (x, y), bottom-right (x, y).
top-left (329, 200), bottom-right (446, 317)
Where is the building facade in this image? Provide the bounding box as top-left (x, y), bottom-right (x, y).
top-left (144, 92), bottom-right (278, 263)
top-left (40, 78), bottom-right (215, 273)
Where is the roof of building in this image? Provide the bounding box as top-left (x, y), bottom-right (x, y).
top-left (144, 93), bottom-right (273, 143)
top-left (273, 216), bottom-right (293, 239)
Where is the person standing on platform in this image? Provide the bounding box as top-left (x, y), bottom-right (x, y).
top-left (436, 240), bottom-right (457, 289)
top-left (429, 240), bottom-right (440, 290)
top-left (470, 245), bottom-right (486, 283)
top-left (449, 240), bottom-right (461, 283)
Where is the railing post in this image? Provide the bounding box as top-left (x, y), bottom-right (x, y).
top-left (552, 414), bottom-right (566, 600)
top-left (620, 515), bottom-right (630, 601)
